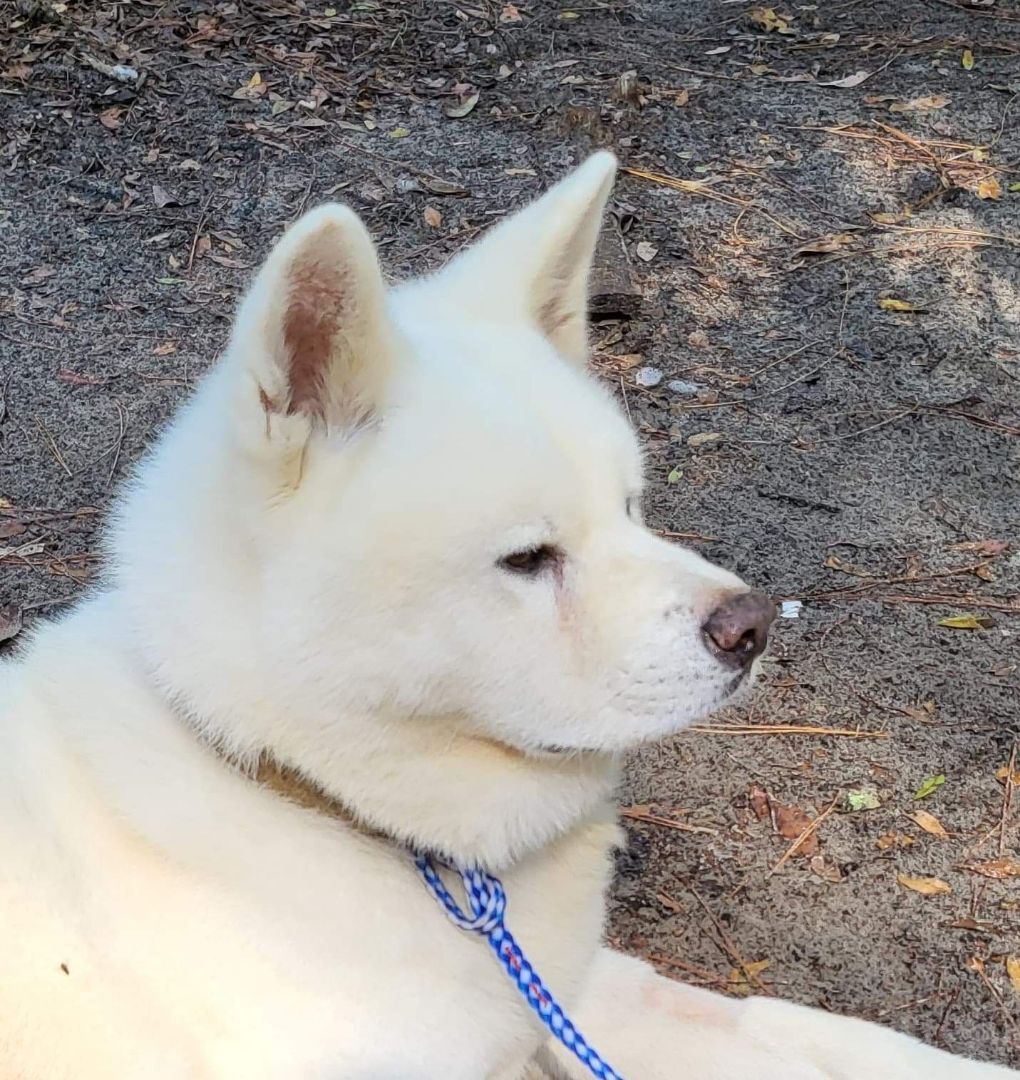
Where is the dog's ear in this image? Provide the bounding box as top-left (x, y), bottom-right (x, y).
top-left (233, 204), bottom-right (395, 431)
top-left (440, 151), bottom-right (617, 364)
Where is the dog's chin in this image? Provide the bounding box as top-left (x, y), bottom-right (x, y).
top-left (530, 667), bottom-right (756, 758)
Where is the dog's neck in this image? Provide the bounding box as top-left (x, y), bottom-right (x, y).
top-left (219, 713), bottom-right (620, 870)
top-left (219, 739), bottom-right (618, 871)
top-left (124, 623), bottom-right (620, 869)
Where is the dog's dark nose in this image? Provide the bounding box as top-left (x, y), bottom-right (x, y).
top-left (702, 590), bottom-right (775, 669)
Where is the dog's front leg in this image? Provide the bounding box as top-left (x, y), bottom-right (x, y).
top-left (533, 948), bottom-right (1017, 1080)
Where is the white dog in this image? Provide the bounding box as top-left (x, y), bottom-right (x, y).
top-left (0, 153), bottom-right (1013, 1079)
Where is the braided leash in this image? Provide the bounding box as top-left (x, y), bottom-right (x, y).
top-left (417, 855), bottom-right (625, 1080)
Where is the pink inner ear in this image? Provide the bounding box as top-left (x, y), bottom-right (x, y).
top-left (282, 254), bottom-right (348, 416)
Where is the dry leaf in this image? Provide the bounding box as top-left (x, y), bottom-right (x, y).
top-left (771, 800), bottom-right (820, 856)
top-left (728, 959), bottom-right (771, 996)
top-left (674, 89), bottom-right (690, 106)
top-left (635, 241), bottom-right (658, 262)
top-left (810, 854), bottom-right (843, 882)
top-left (888, 94), bottom-right (951, 113)
top-left (909, 810), bottom-right (949, 838)
top-left (871, 210), bottom-right (909, 225)
top-left (952, 539), bottom-right (1008, 557)
top-left (99, 106), bottom-right (123, 130)
top-left (877, 831), bottom-right (915, 851)
top-left (897, 873), bottom-right (952, 896)
top-left (1007, 956), bottom-right (1020, 998)
top-left (445, 91), bottom-right (480, 118)
top-left (705, 46), bottom-right (731, 56)
top-left (962, 48), bottom-right (975, 70)
top-left (879, 298), bottom-right (925, 313)
top-left (749, 784), bottom-right (770, 821)
top-left (996, 764), bottom-right (1020, 786)
top-left (938, 613), bottom-right (994, 630)
top-left (824, 553), bottom-right (871, 577)
top-left (818, 70), bottom-right (872, 89)
top-left (747, 6), bottom-right (790, 32)
top-left (152, 341), bottom-right (177, 356)
top-left (499, 3), bottom-right (522, 22)
top-left (795, 233), bottom-right (852, 257)
top-left (423, 206), bottom-right (442, 228)
top-left (965, 858), bottom-right (1020, 879)
top-left (687, 431), bottom-right (722, 449)
top-left (151, 184), bottom-right (178, 209)
top-left (0, 603), bottom-right (23, 645)
top-left (977, 177), bottom-right (1002, 200)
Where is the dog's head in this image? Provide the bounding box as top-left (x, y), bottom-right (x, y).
top-left (114, 153), bottom-right (772, 760)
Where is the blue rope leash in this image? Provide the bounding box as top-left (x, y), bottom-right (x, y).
top-left (416, 855), bottom-right (625, 1080)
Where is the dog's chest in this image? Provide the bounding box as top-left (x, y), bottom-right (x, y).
top-left (12, 807), bottom-right (618, 1080)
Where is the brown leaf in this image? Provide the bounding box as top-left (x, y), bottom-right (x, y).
top-left (897, 873), bottom-right (952, 896)
top-left (795, 234), bottom-right (852, 257)
top-left (728, 958), bottom-right (771, 996)
top-left (909, 810), bottom-right (949, 839)
top-left (423, 206), bottom-right (442, 228)
top-left (879, 297), bottom-right (926, 313)
top-left (152, 341), bottom-right (177, 356)
top-left (747, 6), bottom-right (790, 31)
top-left (1007, 956), bottom-right (1020, 999)
top-left (687, 431), bottom-right (722, 449)
top-left (771, 800), bottom-right (820, 856)
top-left (499, 3), bottom-right (522, 22)
top-left (888, 94), bottom-right (951, 113)
top-left (0, 603), bottom-right (22, 645)
top-left (99, 106), bottom-right (123, 130)
top-left (749, 785), bottom-right (770, 821)
top-left (964, 858), bottom-right (1020, 880)
top-left (877, 831), bottom-right (915, 851)
top-left (996, 764), bottom-right (1020, 786)
top-left (810, 854), bottom-right (842, 882)
top-left (952, 539), bottom-right (1009, 557)
top-left (0, 521), bottom-right (25, 541)
top-left (977, 177), bottom-right (1002, 201)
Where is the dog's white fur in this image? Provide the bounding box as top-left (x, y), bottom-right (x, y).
top-left (0, 153), bottom-right (1013, 1079)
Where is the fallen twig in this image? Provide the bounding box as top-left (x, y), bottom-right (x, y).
top-left (620, 806), bottom-right (718, 835)
top-left (691, 723), bottom-right (888, 738)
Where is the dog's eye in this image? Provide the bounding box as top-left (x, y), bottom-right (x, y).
top-left (498, 545), bottom-right (560, 576)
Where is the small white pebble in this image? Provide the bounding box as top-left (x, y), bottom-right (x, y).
top-left (780, 600), bottom-right (803, 619)
top-left (634, 366), bottom-right (663, 388)
top-left (667, 379), bottom-right (701, 395)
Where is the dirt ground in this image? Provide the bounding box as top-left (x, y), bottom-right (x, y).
top-left (2, 0), bottom-right (1019, 1068)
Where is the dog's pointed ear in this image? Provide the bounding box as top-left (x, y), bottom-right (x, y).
top-left (233, 203), bottom-right (395, 432)
top-left (441, 151), bottom-right (617, 364)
